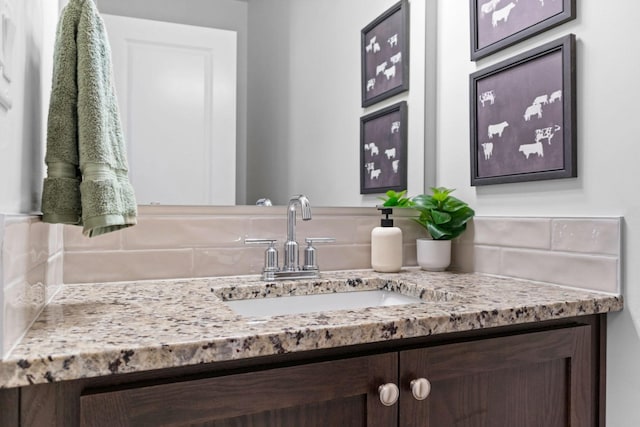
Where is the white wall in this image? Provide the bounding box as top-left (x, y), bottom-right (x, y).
top-left (437, 1), bottom-right (640, 424)
top-left (247, 0), bottom-right (427, 206)
top-left (0, 0), bottom-right (56, 214)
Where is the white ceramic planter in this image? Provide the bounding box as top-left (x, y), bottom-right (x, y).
top-left (416, 238), bottom-right (451, 271)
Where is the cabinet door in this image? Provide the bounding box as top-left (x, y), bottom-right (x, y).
top-left (80, 353), bottom-right (398, 427)
top-left (399, 325), bottom-right (592, 427)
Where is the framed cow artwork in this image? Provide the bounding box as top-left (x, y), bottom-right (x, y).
top-left (469, 34), bottom-right (576, 186)
top-left (470, 0), bottom-right (576, 61)
top-left (361, 0), bottom-right (409, 107)
top-left (360, 101), bottom-right (407, 194)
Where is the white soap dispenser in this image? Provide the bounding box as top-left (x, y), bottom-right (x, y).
top-left (371, 207), bottom-right (403, 273)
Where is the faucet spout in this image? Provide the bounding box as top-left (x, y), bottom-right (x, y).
top-left (284, 195), bottom-right (312, 271)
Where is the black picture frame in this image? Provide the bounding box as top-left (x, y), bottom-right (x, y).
top-left (470, 34), bottom-right (576, 186)
top-left (360, 101), bottom-right (407, 194)
top-left (470, 0), bottom-right (575, 61)
top-left (361, 0), bottom-right (409, 107)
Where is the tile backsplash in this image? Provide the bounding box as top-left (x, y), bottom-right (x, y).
top-left (0, 214), bottom-right (63, 357)
top-left (0, 208), bottom-right (622, 357)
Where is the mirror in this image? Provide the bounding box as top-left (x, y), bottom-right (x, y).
top-left (98, 0), bottom-right (431, 206)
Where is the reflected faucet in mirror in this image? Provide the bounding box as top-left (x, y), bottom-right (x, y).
top-left (245, 195), bottom-right (335, 281)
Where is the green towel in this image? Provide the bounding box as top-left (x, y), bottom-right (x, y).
top-left (41, 0), bottom-right (137, 237)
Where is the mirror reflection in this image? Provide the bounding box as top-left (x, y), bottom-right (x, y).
top-left (99, 0), bottom-right (427, 206)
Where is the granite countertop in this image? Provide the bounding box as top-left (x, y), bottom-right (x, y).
top-left (0, 269), bottom-right (623, 389)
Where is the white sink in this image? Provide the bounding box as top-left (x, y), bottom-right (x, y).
top-left (225, 290), bottom-right (422, 318)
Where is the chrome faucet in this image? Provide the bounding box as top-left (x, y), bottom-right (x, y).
top-left (283, 194), bottom-right (312, 271)
top-left (245, 194), bottom-right (335, 281)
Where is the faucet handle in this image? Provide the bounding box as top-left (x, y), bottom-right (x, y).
top-left (304, 237), bottom-right (336, 245)
top-left (303, 237), bottom-right (336, 271)
top-left (245, 238), bottom-right (279, 273)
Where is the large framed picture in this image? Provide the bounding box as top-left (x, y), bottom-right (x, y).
top-left (470, 34), bottom-right (576, 186)
top-left (361, 0), bottom-right (409, 107)
top-left (470, 0), bottom-right (576, 61)
top-left (360, 101), bottom-right (407, 194)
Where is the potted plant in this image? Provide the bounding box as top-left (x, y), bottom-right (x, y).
top-left (379, 187), bottom-right (475, 271)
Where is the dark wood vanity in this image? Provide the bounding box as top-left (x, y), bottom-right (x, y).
top-left (1, 314), bottom-right (605, 427)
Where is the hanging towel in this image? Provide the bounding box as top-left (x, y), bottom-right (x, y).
top-left (41, 0), bottom-right (137, 237)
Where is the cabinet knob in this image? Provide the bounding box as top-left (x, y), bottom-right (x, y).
top-left (410, 378), bottom-right (431, 401)
top-left (378, 383), bottom-right (400, 406)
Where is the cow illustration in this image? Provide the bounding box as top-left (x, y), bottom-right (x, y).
top-left (492, 2), bottom-right (516, 27)
top-left (384, 148), bottom-right (396, 159)
top-left (481, 142), bottom-right (494, 160)
top-left (535, 125), bottom-right (561, 144)
top-left (519, 142), bottom-right (544, 159)
top-left (391, 121), bottom-right (400, 133)
top-left (488, 121), bottom-right (509, 138)
top-left (388, 34), bottom-right (398, 47)
top-left (532, 94), bottom-right (548, 105)
top-left (376, 62), bottom-right (388, 76)
top-left (524, 103), bottom-right (542, 121)
top-left (549, 90), bottom-right (562, 103)
top-left (383, 65), bottom-right (396, 80)
top-left (479, 90), bottom-right (495, 107)
top-left (366, 78), bottom-right (375, 92)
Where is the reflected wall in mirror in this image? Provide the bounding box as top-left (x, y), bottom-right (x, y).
top-left (99, 0), bottom-right (428, 207)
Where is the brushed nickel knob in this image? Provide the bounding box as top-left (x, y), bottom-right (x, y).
top-left (410, 378), bottom-right (431, 401)
top-left (378, 383), bottom-right (400, 406)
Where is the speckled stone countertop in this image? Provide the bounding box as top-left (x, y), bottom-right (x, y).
top-left (0, 269), bottom-right (623, 389)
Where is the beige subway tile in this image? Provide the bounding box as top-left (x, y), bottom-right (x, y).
top-left (63, 250), bottom-right (193, 284)
top-left (354, 217), bottom-right (380, 244)
top-left (48, 224), bottom-right (65, 255)
top-left (474, 217), bottom-right (551, 249)
top-left (122, 217), bottom-right (250, 250)
top-left (248, 217), bottom-right (287, 241)
top-left (46, 253), bottom-right (64, 302)
top-left (403, 241), bottom-right (417, 267)
top-left (193, 247), bottom-right (263, 277)
top-left (318, 244), bottom-right (371, 271)
top-left (298, 216), bottom-right (359, 243)
top-left (3, 263), bottom-right (47, 355)
top-left (552, 218), bottom-right (621, 256)
top-left (473, 246), bottom-right (502, 275)
top-left (3, 217), bottom-right (49, 287)
top-left (64, 224), bottom-right (122, 251)
top-left (500, 248), bottom-right (619, 293)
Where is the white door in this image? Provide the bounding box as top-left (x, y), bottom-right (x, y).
top-left (102, 14), bottom-right (237, 205)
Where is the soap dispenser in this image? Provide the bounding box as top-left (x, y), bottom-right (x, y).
top-left (371, 207), bottom-right (403, 273)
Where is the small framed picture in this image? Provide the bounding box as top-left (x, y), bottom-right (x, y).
top-left (360, 101), bottom-right (407, 194)
top-left (470, 34), bottom-right (576, 186)
top-left (361, 0), bottom-right (409, 107)
top-left (470, 0), bottom-right (576, 61)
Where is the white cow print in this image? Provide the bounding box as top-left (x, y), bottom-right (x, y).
top-left (392, 160), bottom-right (400, 173)
top-left (481, 0), bottom-right (501, 16)
top-left (370, 169), bottom-right (382, 179)
top-left (524, 103), bottom-right (542, 121)
top-left (549, 90), bottom-right (562, 103)
top-left (390, 52), bottom-right (402, 64)
top-left (535, 125), bottom-right (561, 144)
top-left (532, 94), bottom-right (548, 105)
top-left (376, 62), bottom-right (388, 76)
top-left (479, 90), bottom-right (495, 107)
top-left (388, 34), bottom-right (398, 47)
top-left (365, 162), bottom-right (375, 173)
top-left (391, 121), bottom-right (400, 133)
top-left (481, 142), bottom-right (494, 160)
top-left (488, 121), bottom-right (509, 138)
top-left (383, 65), bottom-right (396, 80)
top-left (366, 78), bottom-right (375, 92)
top-left (519, 142), bottom-right (544, 159)
top-left (364, 142), bottom-right (379, 156)
top-left (385, 148), bottom-right (396, 159)
top-left (492, 2), bottom-right (516, 27)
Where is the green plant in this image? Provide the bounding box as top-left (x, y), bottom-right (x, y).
top-left (378, 190), bottom-right (413, 207)
top-left (411, 187), bottom-right (475, 240)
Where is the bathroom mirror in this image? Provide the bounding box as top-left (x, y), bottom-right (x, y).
top-left (98, 0), bottom-right (432, 207)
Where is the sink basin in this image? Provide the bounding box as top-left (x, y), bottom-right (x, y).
top-left (225, 290), bottom-right (422, 318)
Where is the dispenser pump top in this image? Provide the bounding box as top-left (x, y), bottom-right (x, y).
top-left (378, 207), bottom-right (394, 227)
